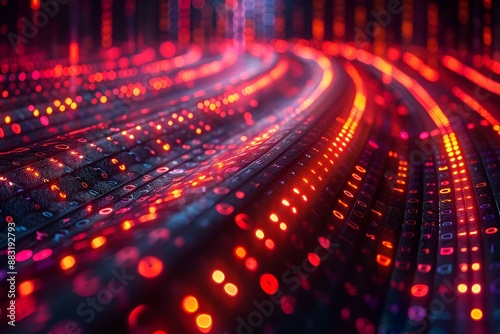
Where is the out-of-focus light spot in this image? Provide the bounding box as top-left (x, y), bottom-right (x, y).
top-left (471, 284), bottom-right (481, 294)
top-left (122, 220), bottom-right (133, 230)
top-left (19, 281), bottom-right (34, 296)
top-left (224, 283), bottom-right (238, 296)
top-left (411, 284), bottom-right (429, 297)
top-left (195, 313), bottom-right (212, 332)
top-left (270, 213), bottom-right (279, 222)
top-left (260, 273), bottom-right (279, 295)
top-left (376, 254), bottom-right (391, 266)
top-left (307, 253), bottom-right (321, 266)
top-left (138, 256), bottom-right (163, 278)
top-left (60, 255), bottom-right (76, 270)
top-left (245, 257), bottom-right (257, 271)
top-left (255, 229), bottom-right (264, 239)
top-left (182, 295), bottom-right (199, 313)
top-left (91, 236), bottom-right (106, 249)
top-left (471, 308), bottom-right (483, 320)
top-left (235, 246), bottom-right (246, 259)
top-left (32, 249), bottom-right (52, 261)
top-left (212, 270), bottom-right (225, 284)
top-left (265, 239), bottom-right (275, 250)
top-left (458, 284), bottom-right (467, 293)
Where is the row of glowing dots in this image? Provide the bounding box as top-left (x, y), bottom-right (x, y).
top-left (292, 63), bottom-right (366, 195)
top-left (373, 47), bottom-right (482, 321)
top-left (452, 86), bottom-right (500, 135)
top-left (402, 52), bottom-right (439, 82)
top-left (323, 43), bottom-right (451, 130)
top-left (0, 64), bottom-right (123, 98)
top-left (181, 295), bottom-right (213, 333)
top-left (446, 131), bottom-right (484, 311)
top-left (1, 94), bottom-right (108, 135)
top-left (1, 150), bottom-right (84, 193)
top-left (260, 64), bottom-right (367, 233)
top-left (0, 94), bottom-right (85, 134)
top-left (382, 47), bottom-right (482, 319)
top-left (114, 110), bottom-right (205, 144)
top-left (197, 60), bottom-right (288, 114)
top-left (137, 52), bottom-right (236, 99)
top-left (295, 64), bottom-right (366, 196)
top-left (15, 50), bottom-right (207, 121)
top-left (18, 254), bottom-right (165, 302)
top-left (442, 55), bottom-right (500, 96)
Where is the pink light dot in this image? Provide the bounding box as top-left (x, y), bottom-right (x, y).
top-left (40, 116), bottom-right (49, 126)
top-left (33, 248), bottom-right (53, 261)
top-left (419, 132), bottom-right (429, 140)
top-left (16, 249), bottom-right (33, 262)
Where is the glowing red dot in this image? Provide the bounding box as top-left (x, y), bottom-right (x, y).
top-left (215, 203), bottom-right (234, 216)
top-left (11, 123), bottom-right (21, 134)
top-left (318, 236), bottom-right (331, 249)
top-left (411, 284), bottom-right (429, 297)
top-left (307, 253), bottom-right (321, 266)
top-left (138, 256), bottom-right (163, 278)
top-left (40, 116), bottom-right (49, 126)
top-left (245, 257), bottom-right (257, 271)
top-left (260, 273), bottom-right (279, 295)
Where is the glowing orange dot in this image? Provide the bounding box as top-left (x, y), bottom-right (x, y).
top-left (5, 116), bottom-right (11, 124)
top-left (224, 283), bottom-right (238, 296)
top-left (471, 263), bottom-right (480, 271)
top-left (471, 284), bottom-right (481, 294)
top-left (122, 220), bottom-right (133, 230)
top-left (457, 284), bottom-right (467, 293)
top-left (182, 295), bottom-right (199, 313)
top-left (234, 246), bottom-right (246, 259)
top-left (138, 256), bottom-right (163, 278)
top-left (100, 96), bottom-right (108, 103)
top-left (279, 223), bottom-right (287, 231)
top-left (60, 255), bottom-right (76, 270)
top-left (133, 88), bottom-right (141, 96)
top-left (19, 280), bottom-right (34, 296)
top-left (91, 236), bottom-right (106, 249)
top-left (195, 313), bottom-right (212, 332)
top-left (212, 270), bottom-right (225, 284)
top-left (163, 144), bottom-right (171, 151)
top-left (270, 214), bottom-right (279, 222)
top-left (471, 308), bottom-right (483, 320)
